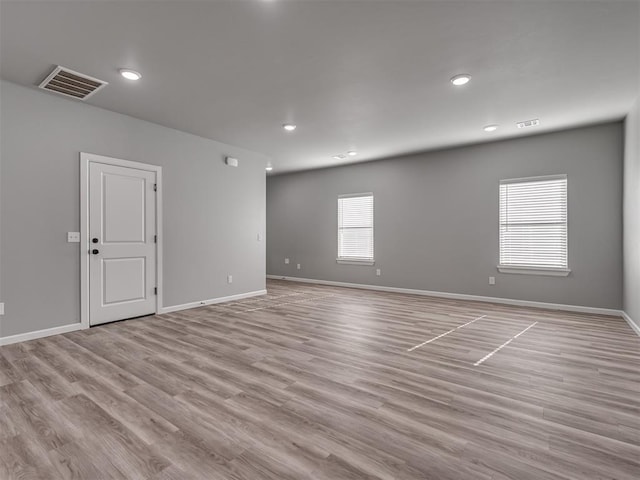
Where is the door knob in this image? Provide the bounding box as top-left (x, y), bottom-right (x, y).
top-left (92, 238), bottom-right (99, 243)
top-left (92, 249), bottom-right (99, 255)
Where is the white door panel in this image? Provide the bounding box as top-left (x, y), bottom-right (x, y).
top-left (89, 162), bottom-right (156, 326)
top-left (103, 174), bottom-right (147, 243)
top-left (102, 257), bottom-right (146, 304)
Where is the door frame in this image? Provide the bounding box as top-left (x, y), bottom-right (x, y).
top-left (80, 152), bottom-right (163, 329)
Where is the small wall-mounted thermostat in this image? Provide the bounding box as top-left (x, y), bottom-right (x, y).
top-left (225, 156), bottom-right (239, 167)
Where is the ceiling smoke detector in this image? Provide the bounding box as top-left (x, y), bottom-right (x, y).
top-left (516, 119), bottom-right (540, 129)
top-left (39, 66), bottom-right (108, 100)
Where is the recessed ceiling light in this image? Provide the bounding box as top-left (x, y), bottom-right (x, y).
top-left (450, 74), bottom-right (471, 86)
top-left (265, 166), bottom-right (273, 172)
top-left (333, 154), bottom-right (347, 160)
top-left (119, 69), bottom-right (142, 81)
top-left (282, 124), bottom-right (297, 131)
top-left (483, 124), bottom-right (499, 132)
top-left (347, 151), bottom-right (358, 156)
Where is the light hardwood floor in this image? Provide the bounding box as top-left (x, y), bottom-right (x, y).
top-left (1, 279), bottom-right (639, 479)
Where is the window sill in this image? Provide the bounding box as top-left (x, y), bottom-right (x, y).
top-left (497, 266), bottom-right (571, 277)
top-left (337, 259), bottom-right (375, 266)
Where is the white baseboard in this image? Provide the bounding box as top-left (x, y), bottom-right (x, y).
top-left (622, 311), bottom-right (640, 336)
top-left (3, 286), bottom-right (630, 347)
top-left (267, 275), bottom-right (623, 317)
top-left (0, 290), bottom-right (267, 347)
top-left (0, 322), bottom-right (84, 347)
top-left (159, 289), bottom-right (267, 315)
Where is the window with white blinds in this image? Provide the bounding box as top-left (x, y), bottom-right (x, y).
top-left (337, 193), bottom-right (374, 263)
top-left (499, 175), bottom-right (569, 274)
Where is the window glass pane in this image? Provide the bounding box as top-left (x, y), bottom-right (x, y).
top-left (499, 176), bottom-right (567, 269)
top-left (338, 194), bottom-right (374, 261)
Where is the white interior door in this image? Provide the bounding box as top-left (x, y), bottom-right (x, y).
top-left (89, 162), bottom-right (157, 326)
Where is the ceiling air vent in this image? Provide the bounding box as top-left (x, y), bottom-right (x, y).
top-left (516, 118), bottom-right (540, 129)
top-left (38, 66), bottom-right (108, 100)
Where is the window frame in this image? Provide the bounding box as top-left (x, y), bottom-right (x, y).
top-left (336, 192), bottom-right (375, 265)
top-left (497, 174), bottom-right (570, 277)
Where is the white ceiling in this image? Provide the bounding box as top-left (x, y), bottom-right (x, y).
top-left (1, 1), bottom-right (639, 173)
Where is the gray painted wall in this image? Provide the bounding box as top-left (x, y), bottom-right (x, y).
top-left (624, 99), bottom-right (640, 324)
top-left (0, 81), bottom-right (267, 338)
top-left (267, 123), bottom-right (623, 309)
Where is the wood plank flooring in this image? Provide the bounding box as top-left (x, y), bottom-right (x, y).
top-left (1, 279), bottom-right (639, 479)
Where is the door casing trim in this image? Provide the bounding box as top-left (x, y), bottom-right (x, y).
top-left (80, 152), bottom-right (163, 329)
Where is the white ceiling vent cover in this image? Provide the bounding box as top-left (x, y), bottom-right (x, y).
top-left (516, 118), bottom-right (540, 129)
top-left (38, 66), bottom-right (108, 100)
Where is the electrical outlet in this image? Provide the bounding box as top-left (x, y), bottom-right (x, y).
top-left (0, 303), bottom-right (4, 315)
top-left (297, 263), bottom-right (301, 270)
top-left (489, 276), bottom-right (496, 285)
top-left (285, 258), bottom-right (290, 264)
top-left (227, 275), bottom-right (233, 284)
top-left (376, 269), bottom-right (381, 276)
top-left (67, 232), bottom-right (80, 243)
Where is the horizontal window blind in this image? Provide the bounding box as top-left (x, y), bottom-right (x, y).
top-left (499, 175), bottom-right (568, 269)
top-left (338, 193), bottom-right (374, 261)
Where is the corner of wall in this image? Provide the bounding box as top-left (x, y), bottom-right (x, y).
top-left (623, 97), bottom-right (640, 328)
top-left (622, 311), bottom-right (640, 337)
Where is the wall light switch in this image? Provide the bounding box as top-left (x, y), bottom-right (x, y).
top-left (227, 275), bottom-right (233, 284)
top-left (0, 303), bottom-right (4, 315)
top-left (257, 233), bottom-right (262, 241)
top-left (67, 232), bottom-right (80, 243)
top-left (285, 258), bottom-right (290, 264)
top-left (297, 263), bottom-right (301, 270)
top-left (376, 269), bottom-right (381, 276)
top-left (489, 276), bottom-right (496, 285)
